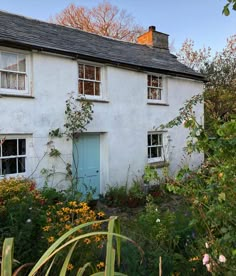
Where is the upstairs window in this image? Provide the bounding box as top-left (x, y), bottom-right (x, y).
top-left (0, 138), bottom-right (26, 176)
top-left (147, 74), bottom-right (167, 103)
top-left (0, 51), bottom-right (28, 94)
top-left (147, 132), bottom-right (164, 163)
top-left (78, 63), bottom-right (101, 97)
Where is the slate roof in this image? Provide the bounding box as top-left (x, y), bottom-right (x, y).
top-left (0, 10), bottom-right (204, 81)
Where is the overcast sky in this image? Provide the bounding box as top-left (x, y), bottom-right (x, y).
top-left (0, 0), bottom-right (235, 54)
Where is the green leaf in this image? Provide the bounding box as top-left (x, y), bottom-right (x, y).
top-left (60, 241), bottom-right (78, 276)
top-left (1, 238), bottom-right (14, 276)
top-left (218, 192), bottom-right (226, 202)
top-left (76, 262), bottom-right (92, 276)
top-left (223, 5), bottom-right (230, 15)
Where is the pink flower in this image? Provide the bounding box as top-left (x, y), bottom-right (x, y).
top-left (219, 254), bottom-right (226, 263)
top-left (203, 253), bottom-right (210, 265)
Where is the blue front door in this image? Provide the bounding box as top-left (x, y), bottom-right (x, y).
top-left (73, 134), bottom-right (100, 198)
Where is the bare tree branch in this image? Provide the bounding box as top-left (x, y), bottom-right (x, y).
top-left (51, 1), bottom-right (144, 42)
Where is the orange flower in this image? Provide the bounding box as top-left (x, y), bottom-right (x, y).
top-left (67, 263), bottom-right (74, 271)
top-left (84, 238), bottom-right (91, 244)
top-left (96, 261), bottom-right (105, 269)
top-left (47, 236), bottom-right (55, 243)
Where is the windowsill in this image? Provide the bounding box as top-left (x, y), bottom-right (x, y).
top-left (148, 161), bottom-right (169, 168)
top-left (76, 98), bottom-right (109, 103)
top-left (147, 101), bottom-right (169, 106)
top-left (0, 93), bottom-right (34, 99)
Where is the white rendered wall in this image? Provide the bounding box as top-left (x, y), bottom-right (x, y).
top-left (0, 48), bottom-right (204, 191)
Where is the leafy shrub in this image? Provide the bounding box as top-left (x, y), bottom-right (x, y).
top-left (120, 195), bottom-right (206, 275)
top-left (102, 181), bottom-right (146, 208)
top-left (0, 178), bottom-right (46, 263)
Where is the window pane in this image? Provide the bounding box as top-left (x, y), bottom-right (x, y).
top-left (2, 140), bottom-right (17, 156)
top-left (152, 76), bottom-right (158, 87)
top-left (148, 147), bottom-right (151, 158)
top-left (78, 64), bottom-right (84, 79)
top-left (18, 74), bottom-right (25, 90)
top-left (152, 134), bottom-right (158, 146)
top-left (18, 157), bottom-right (26, 173)
top-left (157, 89), bottom-right (162, 100)
top-left (1, 72), bottom-right (17, 89)
top-left (150, 88), bottom-right (158, 99)
top-left (157, 147), bottom-right (162, 157)
top-left (85, 65), bottom-right (95, 80)
top-left (159, 77), bottom-right (163, 87)
top-left (2, 158), bottom-right (17, 174)
top-left (96, 67), bottom-right (100, 81)
top-left (147, 75), bottom-right (151, 86)
top-left (148, 134), bottom-right (151, 146)
top-left (18, 55), bottom-right (26, 72)
top-left (79, 80), bottom-right (83, 94)
top-left (95, 82), bottom-right (100, 96)
top-left (19, 139), bottom-right (26, 155)
top-left (84, 81), bottom-right (94, 95)
top-left (1, 53), bottom-right (17, 71)
top-left (151, 147), bottom-right (157, 158)
top-left (158, 134), bottom-right (162, 145)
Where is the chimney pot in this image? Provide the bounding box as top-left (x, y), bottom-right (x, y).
top-left (149, 26), bottom-right (156, 32)
top-left (137, 26), bottom-right (169, 50)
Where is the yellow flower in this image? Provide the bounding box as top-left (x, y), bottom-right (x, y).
top-left (42, 226), bottom-right (50, 232)
top-left (84, 238), bottom-right (91, 244)
top-left (47, 217), bottom-right (52, 223)
top-left (218, 172), bottom-right (223, 178)
top-left (69, 201), bottom-right (78, 207)
top-left (56, 210), bottom-right (63, 216)
top-left (189, 256), bottom-right (200, 262)
top-left (96, 261), bottom-right (105, 269)
top-left (65, 224), bottom-right (71, 230)
top-left (67, 263), bottom-right (74, 271)
top-left (97, 211), bottom-right (105, 217)
top-left (47, 236), bottom-right (55, 243)
top-left (95, 235), bottom-right (101, 242)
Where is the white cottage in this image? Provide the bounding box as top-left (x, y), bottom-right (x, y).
top-left (0, 11), bottom-right (204, 195)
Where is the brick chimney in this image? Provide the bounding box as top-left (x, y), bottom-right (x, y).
top-left (137, 26), bottom-right (169, 50)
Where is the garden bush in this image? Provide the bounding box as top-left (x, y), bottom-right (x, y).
top-left (0, 178), bottom-right (47, 263)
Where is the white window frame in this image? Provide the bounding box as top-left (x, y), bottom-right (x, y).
top-left (0, 48), bottom-right (31, 96)
top-left (78, 61), bottom-right (104, 100)
top-left (147, 132), bottom-right (165, 163)
top-left (147, 73), bottom-right (167, 104)
top-left (0, 136), bottom-right (27, 177)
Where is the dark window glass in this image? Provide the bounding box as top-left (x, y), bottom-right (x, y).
top-left (2, 158), bottom-right (17, 174)
top-left (2, 140), bottom-right (17, 156)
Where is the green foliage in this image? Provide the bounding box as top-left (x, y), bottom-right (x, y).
top-left (223, 0), bottom-right (236, 15)
top-left (143, 165), bottom-right (160, 183)
top-left (1, 217), bottom-right (140, 276)
top-left (161, 93), bottom-right (236, 273)
top-left (120, 195), bottom-right (205, 275)
top-left (0, 178), bottom-right (47, 264)
top-left (102, 181), bottom-right (146, 208)
top-left (49, 148), bottom-right (61, 157)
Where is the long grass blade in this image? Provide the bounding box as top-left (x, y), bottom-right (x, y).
top-left (1, 238), bottom-right (14, 276)
top-left (105, 216), bottom-right (117, 275)
top-left (45, 257), bottom-right (56, 276)
top-left (59, 241), bottom-right (78, 276)
top-left (76, 262), bottom-right (92, 276)
top-left (114, 218), bottom-right (121, 267)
